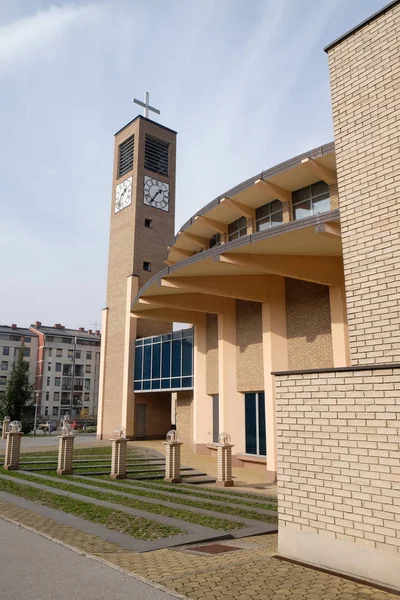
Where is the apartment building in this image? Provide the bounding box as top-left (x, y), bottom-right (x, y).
top-left (0, 325), bottom-right (38, 395)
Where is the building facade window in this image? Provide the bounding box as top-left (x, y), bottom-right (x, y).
top-left (46, 391), bottom-right (49, 401)
top-left (47, 377), bottom-right (50, 386)
top-left (0, 376), bottom-right (7, 386)
top-left (55, 377), bottom-right (61, 387)
top-left (134, 328), bottom-right (193, 392)
top-left (3, 347), bottom-right (9, 356)
top-left (245, 392), bottom-right (266, 456)
top-left (85, 364), bottom-right (91, 374)
top-left (212, 394), bottom-right (219, 443)
top-left (1, 361), bottom-right (8, 370)
top-left (209, 233), bottom-right (221, 248)
top-left (23, 347), bottom-right (30, 357)
top-left (45, 407), bottom-right (48, 416)
top-left (24, 336), bottom-right (31, 343)
top-left (292, 180), bottom-right (330, 220)
top-left (144, 218), bottom-right (152, 229)
top-left (48, 348), bottom-right (53, 358)
top-left (68, 349), bottom-right (73, 359)
top-left (255, 199), bottom-right (283, 231)
top-left (86, 351), bottom-right (92, 360)
top-left (75, 350), bottom-right (81, 359)
top-left (54, 392), bottom-right (60, 401)
top-left (48, 363), bottom-right (52, 371)
top-left (143, 261), bottom-right (151, 272)
top-left (55, 363), bottom-right (62, 372)
top-left (228, 216), bottom-right (247, 241)
top-left (52, 407), bottom-right (59, 416)
top-left (85, 378), bottom-right (91, 390)
top-left (84, 392), bottom-right (90, 402)
top-left (56, 348), bottom-right (62, 357)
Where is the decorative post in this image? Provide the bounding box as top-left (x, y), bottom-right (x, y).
top-left (110, 426), bottom-right (127, 479)
top-left (2, 416), bottom-right (10, 440)
top-left (57, 415), bottom-right (75, 476)
top-left (164, 430), bottom-right (182, 483)
top-left (216, 432), bottom-right (234, 487)
top-left (4, 421), bottom-right (23, 470)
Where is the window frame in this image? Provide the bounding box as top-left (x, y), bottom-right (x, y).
top-left (228, 216), bottom-right (247, 242)
top-left (255, 199), bottom-right (283, 231)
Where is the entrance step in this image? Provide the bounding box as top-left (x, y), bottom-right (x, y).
top-left (131, 467), bottom-right (216, 485)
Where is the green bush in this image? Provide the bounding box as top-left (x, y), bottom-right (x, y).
top-left (21, 421), bottom-right (33, 435)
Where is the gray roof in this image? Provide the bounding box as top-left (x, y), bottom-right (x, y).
top-left (31, 326), bottom-right (101, 340)
top-left (0, 325), bottom-right (37, 337)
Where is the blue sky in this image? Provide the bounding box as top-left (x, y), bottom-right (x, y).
top-left (0, 0), bottom-right (387, 329)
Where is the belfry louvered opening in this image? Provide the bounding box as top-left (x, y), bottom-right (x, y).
top-left (118, 135), bottom-right (135, 178)
top-left (144, 135), bottom-right (169, 177)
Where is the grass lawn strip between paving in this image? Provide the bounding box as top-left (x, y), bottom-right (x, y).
top-left (0, 470), bottom-right (244, 531)
top-left (0, 477), bottom-right (181, 540)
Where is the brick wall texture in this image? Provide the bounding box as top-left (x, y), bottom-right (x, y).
top-left (328, 2), bottom-right (400, 365)
top-left (236, 300), bottom-right (264, 392)
top-left (285, 278), bottom-right (333, 370)
top-left (134, 392), bottom-right (171, 438)
top-left (276, 368), bottom-right (400, 565)
top-left (206, 314), bottom-right (219, 395)
top-left (176, 391), bottom-right (193, 445)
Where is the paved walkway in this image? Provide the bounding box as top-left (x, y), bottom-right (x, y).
top-left (0, 518), bottom-right (179, 600)
top-left (0, 498), bottom-right (397, 600)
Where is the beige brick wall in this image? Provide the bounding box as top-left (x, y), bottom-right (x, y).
top-left (176, 390), bottom-right (193, 445)
top-left (275, 367), bottom-right (400, 588)
top-left (329, 182), bottom-right (339, 210)
top-left (206, 314), bottom-right (218, 395)
top-left (286, 278), bottom-right (333, 370)
top-left (134, 392), bottom-right (171, 438)
top-left (328, 3), bottom-right (400, 365)
top-left (236, 300), bottom-right (264, 392)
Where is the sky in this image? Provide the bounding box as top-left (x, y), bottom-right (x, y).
top-left (0, 0), bottom-right (388, 330)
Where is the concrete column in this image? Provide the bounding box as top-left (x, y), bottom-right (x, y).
top-left (110, 438), bottom-right (127, 479)
top-left (121, 275), bottom-right (139, 439)
top-left (216, 444), bottom-right (234, 487)
top-left (4, 432), bottom-right (22, 470)
top-left (97, 307), bottom-right (109, 440)
top-left (192, 315), bottom-right (212, 451)
top-left (2, 417), bottom-right (10, 440)
top-left (329, 284), bottom-right (351, 367)
top-left (164, 441), bottom-right (182, 483)
top-left (57, 435), bottom-right (75, 475)
top-left (218, 298), bottom-right (244, 453)
top-left (262, 275), bottom-right (288, 480)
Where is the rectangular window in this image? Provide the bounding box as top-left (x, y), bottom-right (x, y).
top-left (47, 377), bottom-right (50, 386)
top-left (245, 392), bottom-right (266, 456)
top-left (55, 377), bottom-right (61, 387)
top-left (45, 407), bottom-right (48, 416)
top-left (46, 391), bottom-right (49, 401)
top-left (292, 180), bottom-right (330, 220)
top-left (228, 216), bottom-right (247, 241)
top-left (55, 363), bottom-right (61, 372)
top-left (48, 348), bottom-right (53, 358)
top-left (75, 350), bottom-right (81, 359)
top-left (255, 199), bottom-right (283, 232)
top-left (3, 347), bottom-right (9, 356)
top-left (68, 349), bottom-right (73, 359)
top-left (143, 261), bottom-right (151, 272)
top-left (85, 364), bottom-right (91, 374)
top-left (56, 348), bottom-right (62, 357)
top-left (48, 363), bottom-right (51, 371)
top-left (1, 361), bottom-right (8, 370)
top-left (0, 376), bottom-right (6, 385)
top-left (54, 392), bottom-right (60, 401)
top-left (24, 336), bottom-right (31, 343)
top-left (86, 351), bottom-right (92, 360)
top-left (209, 233), bottom-right (221, 249)
top-left (212, 394), bottom-right (219, 443)
top-left (52, 407), bottom-right (59, 416)
top-left (144, 218), bottom-right (152, 229)
top-left (118, 135), bottom-right (134, 178)
top-left (84, 392), bottom-right (90, 402)
top-left (47, 336), bottom-right (54, 342)
top-left (144, 135), bottom-right (169, 176)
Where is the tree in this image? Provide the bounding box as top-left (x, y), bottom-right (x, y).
top-left (80, 408), bottom-right (89, 419)
top-left (0, 347), bottom-right (33, 421)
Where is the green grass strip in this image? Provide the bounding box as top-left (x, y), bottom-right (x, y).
top-left (0, 476), bottom-right (181, 540)
top-left (1, 470), bottom-right (244, 532)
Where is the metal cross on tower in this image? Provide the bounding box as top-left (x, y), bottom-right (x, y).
top-left (132, 92), bottom-right (160, 119)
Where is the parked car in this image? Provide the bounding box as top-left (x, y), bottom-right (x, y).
top-left (38, 421), bottom-right (58, 433)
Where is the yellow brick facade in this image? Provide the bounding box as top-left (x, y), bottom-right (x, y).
top-left (236, 300), bottom-right (264, 392)
top-left (206, 314), bottom-right (219, 395)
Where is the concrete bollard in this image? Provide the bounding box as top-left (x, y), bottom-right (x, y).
top-left (110, 428), bottom-right (128, 479)
top-left (164, 430), bottom-right (182, 483)
top-left (57, 434), bottom-right (75, 475)
top-left (216, 432), bottom-right (234, 487)
top-left (4, 430), bottom-right (23, 471)
top-left (2, 416), bottom-right (10, 440)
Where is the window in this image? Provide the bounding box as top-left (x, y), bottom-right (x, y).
top-left (86, 351), bottom-right (92, 360)
top-left (209, 233), bottom-right (221, 249)
top-left (75, 350), bottom-right (81, 359)
top-left (55, 363), bottom-right (61, 372)
top-left (62, 337), bottom-right (72, 344)
top-left (48, 363), bottom-right (52, 371)
top-left (46, 391), bottom-right (49, 401)
top-left (144, 218), bottom-right (152, 229)
top-left (68, 349), bottom-right (73, 359)
top-left (54, 392), bottom-right (60, 402)
top-left (255, 200), bottom-right (283, 231)
top-left (144, 135), bottom-right (169, 176)
top-left (3, 347), bottom-right (9, 356)
top-left (44, 407), bottom-right (48, 416)
top-left (84, 392), bottom-right (90, 402)
top-left (228, 216), bottom-right (247, 241)
top-left (85, 365), bottom-right (91, 374)
top-left (55, 377), bottom-right (61, 387)
top-left (118, 135), bottom-right (134, 178)
top-left (0, 376), bottom-right (6, 386)
top-left (46, 377), bottom-right (50, 386)
top-left (52, 407), bottom-right (59, 416)
top-left (56, 348), bottom-right (62, 357)
top-left (292, 180), bottom-right (330, 220)
top-left (48, 348), bottom-right (53, 358)
top-left (1, 361), bottom-right (8, 371)
top-left (24, 336), bottom-right (31, 343)
top-left (47, 336), bottom-right (54, 342)
top-left (85, 378), bottom-right (91, 390)
top-left (245, 392), bottom-right (266, 456)
top-left (14, 347), bottom-right (20, 358)
top-left (143, 261), bottom-right (151, 272)
top-left (212, 395), bottom-right (219, 443)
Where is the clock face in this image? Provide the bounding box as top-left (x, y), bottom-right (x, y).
top-left (143, 176), bottom-right (169, 212)
top-left (115, 176), bottom-right (132, 213)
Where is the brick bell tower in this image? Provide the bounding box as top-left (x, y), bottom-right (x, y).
top-left (98, 96), bottom-right (176, 439)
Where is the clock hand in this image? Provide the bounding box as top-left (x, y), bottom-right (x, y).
top-left (150, 189), bottom-right (162, 202)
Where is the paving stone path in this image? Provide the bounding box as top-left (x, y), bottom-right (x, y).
top-left (0, 497), bottom-right (397, 599)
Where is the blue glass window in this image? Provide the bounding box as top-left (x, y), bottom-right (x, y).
top-left (143, 345), bottom-right (151, 380)
top-left (182, 337), bottom-right (193, 376)
top-left (245, 392), bottom-right (266, 456)
top-left (134, 346), bottom-right (143, 381)
top-left (161, 342), bottom-right (171, 378)
top-left (172, 340), bottom-right (181, 377)
top-left (152, 343), bottom-right (161, 379)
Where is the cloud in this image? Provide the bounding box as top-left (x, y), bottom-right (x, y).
top-left (0, 2), bottom-right (105, 71)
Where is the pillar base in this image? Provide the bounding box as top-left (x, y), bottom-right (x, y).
top-left (164, 477), bottom-right (182, 484)
top-left (216, 480), bottom-right (234, 487)
top-left (4, 465), bottom-right (19, 471)
top-left (56, 468), bottom-right (73, 476)
top-left (110, 473), bottom-right (127, 480)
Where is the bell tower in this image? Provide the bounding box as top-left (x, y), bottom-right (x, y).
top-left (98, 99), bottom-right (177, 439)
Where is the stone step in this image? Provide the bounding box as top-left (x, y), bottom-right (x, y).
top-left (182, 475), bottom-right (217, 484)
